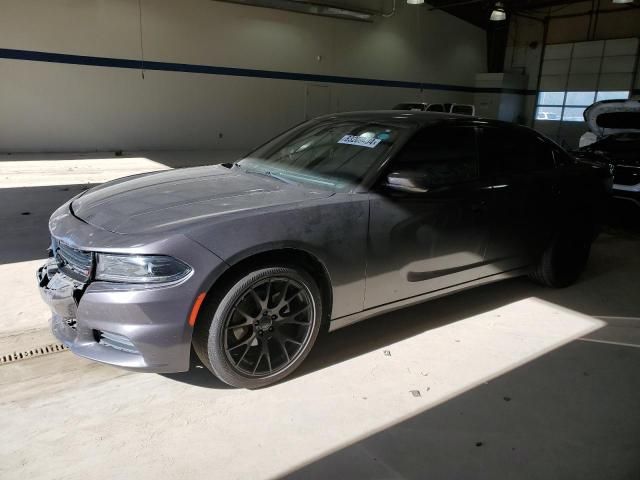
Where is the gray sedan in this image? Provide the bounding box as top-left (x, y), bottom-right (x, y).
top-left (38, 111), bottom-right (607, 388)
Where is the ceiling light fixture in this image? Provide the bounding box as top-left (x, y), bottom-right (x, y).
top-left (611, 0), bottom-right (633, 4)
top-left (490, 1), bottom-right (506, 21)
top-left (406, 0), bottom-right (425, 4)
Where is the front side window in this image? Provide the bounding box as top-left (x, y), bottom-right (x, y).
top-left (479, 127), bottom-right (555, 174)
top-left (390, 126), bottom-right (479, 186)
top-left (239, 119), bottom-right (404, 191)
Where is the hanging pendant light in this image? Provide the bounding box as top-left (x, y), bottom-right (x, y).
top-left (490, 1), bottom-right (506, 21)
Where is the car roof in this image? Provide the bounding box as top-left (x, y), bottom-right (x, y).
top-left (316, 110), bottom-right (512, 129)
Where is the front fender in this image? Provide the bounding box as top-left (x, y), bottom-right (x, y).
top-left (185, 194), bottom-right (370, 319)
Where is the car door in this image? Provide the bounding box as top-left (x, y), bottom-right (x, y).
top-left (364, 125), bottom-right (495, 309)
top-left (478, 126), bottom-right (560, 272)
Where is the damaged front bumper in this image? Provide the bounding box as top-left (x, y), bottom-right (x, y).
top-left (37, 200), bottom-right (229, 373)
top-left (37, 258), bottom-right (159, 370)
top-left (36, 208), bottom-right (229, 372)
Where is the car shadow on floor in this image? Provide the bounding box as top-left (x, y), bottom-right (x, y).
top-left (0, 184), bottom-right (96, 265)
top-left (160, 350), bottom-right (235, 389)
top-left (281, 336), bottom-right (640, 480)
top-left (298, 277), bottom-right (536, 379)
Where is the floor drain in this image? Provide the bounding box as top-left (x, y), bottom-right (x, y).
top-left (0, 343), bottom-right (68, 365)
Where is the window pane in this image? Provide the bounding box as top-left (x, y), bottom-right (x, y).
top-left (562, 107), bottom-right (586, 122)
top-left (394, 127), bottom-right (478, 185)
top-left (536, 107), bottom-right (562, 121)
top-left (595, 91), bottom-right (629, 102)
top-left (538, 91), bottom-right (565, 105)
top-left (479, 128), bottom-right (536, 175)
top-left (565, 91), bottom-right (595, 106)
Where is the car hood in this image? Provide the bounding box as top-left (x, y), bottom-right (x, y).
top-left (584, 99), bottom-right (640, 136)
top-left (71, 165), bottom-right (333, 234)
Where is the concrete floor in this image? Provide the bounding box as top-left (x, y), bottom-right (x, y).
top-left (0, 153), bottom-right (639, 480)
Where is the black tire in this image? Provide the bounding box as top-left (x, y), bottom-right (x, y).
top-left (529, 222), bottom-right (593, 288)
top-left (193, 266), bottom-right (323, 388)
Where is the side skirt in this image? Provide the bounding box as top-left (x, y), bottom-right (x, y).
top-left (328, 267), bottom-right (530, 332)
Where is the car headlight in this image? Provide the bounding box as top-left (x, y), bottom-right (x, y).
top-left (95, 254), bottom-right (192, 283)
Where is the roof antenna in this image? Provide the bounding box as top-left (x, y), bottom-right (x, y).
top-left (138, 0), bottom-right (145, 79)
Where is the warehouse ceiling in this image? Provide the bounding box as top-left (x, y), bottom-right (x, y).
top-left (216, 0), bottom-right (639, 29)
top-left (428, 0), bottom-right (640, 28)
top-left (216, 0), bottom-right (390, 21)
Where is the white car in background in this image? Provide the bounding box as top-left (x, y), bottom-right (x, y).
top-left (393, 102), bottom-right (475, 115)
top-left (573, 99), bottom-right (640, 209)
top-left (536, 111), bottom-right (561, 121)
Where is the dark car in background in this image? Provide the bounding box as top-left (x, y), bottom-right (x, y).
top-left (573, 99), bottom-right (640, 211)
top-left (38, 111), bottom-right (610, 388)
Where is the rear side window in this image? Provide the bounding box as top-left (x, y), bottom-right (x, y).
top-left (392, 126), bottom-right (479, 186)
top-left (479, 127), bottom-right (555, 175)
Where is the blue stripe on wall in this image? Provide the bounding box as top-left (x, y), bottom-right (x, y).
top-left (0, 48), bottom-right (537, 96)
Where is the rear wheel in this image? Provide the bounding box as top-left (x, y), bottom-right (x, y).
top-left (529, 222), bottom-right (593, 288)
top-left (193, 266), bottom-right (322, 388)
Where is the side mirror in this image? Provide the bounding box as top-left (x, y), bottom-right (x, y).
top-left (383, 171), bottom-right (430, 194)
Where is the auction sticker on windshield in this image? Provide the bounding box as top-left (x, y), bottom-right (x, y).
top-left (338, 135), bottom-right (381, 148)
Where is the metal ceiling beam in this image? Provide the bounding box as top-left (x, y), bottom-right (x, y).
top-left (511, 0), bottom-right (594, 11)
top-left (214, 0), bottom-right (380, 21)
top-left (428, 0), bottom-right (485, 12)
top-left (428, 0), bottom-right (588, 13)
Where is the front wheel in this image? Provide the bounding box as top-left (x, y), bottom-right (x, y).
top-left (193, 266), bottom-right (322, 388)
top-left (529, 223), bottom-right (593, 288)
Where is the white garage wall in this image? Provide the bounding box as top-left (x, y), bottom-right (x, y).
top-left (0, 0), bottom-right (487, 153)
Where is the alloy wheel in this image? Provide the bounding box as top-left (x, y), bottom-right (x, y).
top-left (223, 276), bottom-right (315, 377)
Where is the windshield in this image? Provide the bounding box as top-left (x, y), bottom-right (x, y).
top-left (238, 119), bottom-right (403, 191)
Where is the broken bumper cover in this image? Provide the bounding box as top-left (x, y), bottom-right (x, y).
top-left (38, 259), bottom-right (202, 373)
top-left (38, 205), bottom-right (227, 373)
